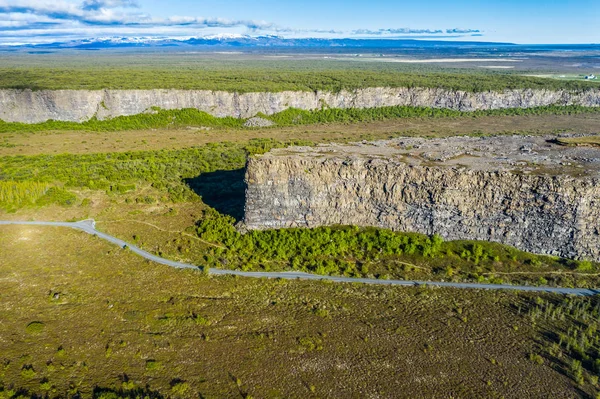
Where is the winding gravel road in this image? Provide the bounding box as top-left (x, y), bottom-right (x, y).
top-left (1, 219), bottom-right (598, 296)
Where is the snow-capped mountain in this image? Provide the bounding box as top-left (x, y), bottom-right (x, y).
top-left (7, 35), bottom-right (514, 49)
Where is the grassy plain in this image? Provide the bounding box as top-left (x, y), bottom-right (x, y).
top-left (2, 112), bottom-right (599, 156)
top-left (1, 55), bottom-right (599, 92)
top-left (1, 226), bottom-right (599, 398)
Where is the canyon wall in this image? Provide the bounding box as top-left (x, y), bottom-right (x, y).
top-left (242, 138), bottom-right (600, 261)
top-left (1, 87), bottom-right (600, 123)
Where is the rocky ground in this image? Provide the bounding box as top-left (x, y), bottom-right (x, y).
top-left (270, 133), bottom-right (600, 177)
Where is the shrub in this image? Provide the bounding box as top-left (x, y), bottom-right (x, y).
top-left (36, 187), bottom-right (77, 206)
top-left (20, 366), bottom-right (36, 379)
top-left (571, 359), bottom-right (584, 384)
top-left (577, 261), bottom-right (594, 273)
top-left (171, 382), bottom-right (190, 396)
top-left (529, 353), bottom-right (544, 365)
top-left (298, 336), bottom-right (323, 352)
top-left (25, 321), bottom-right (45, 334)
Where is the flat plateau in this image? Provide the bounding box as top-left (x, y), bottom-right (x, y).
top-left (261, 134), bottom-right (600, 177)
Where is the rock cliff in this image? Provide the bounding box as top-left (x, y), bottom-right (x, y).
top-left (243, 135), bottom-right (600, 261)
top-left (1, 87), bottom-right (600, 123)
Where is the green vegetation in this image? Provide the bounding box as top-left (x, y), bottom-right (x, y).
top-left (19, 367), bottom-right (36, 380)
top-left (0, 181), bottom-right (76, 211)
top-left (0, 108), bottom-right (245, 134)
top-left (265, 104), bottom-right (600, 126)
top-left (528, 296), bottom-right (600, 388)
top-left (0, 225), bottom-right (592, 397)
top-left (24, 322), bottom-right (45, 335)
top-left (0, 139), bottom-right (301, 202)
top-left (1, 104), bottom-right (599, 134)
top-left (195, 209), bottom-right (600, 286)
top-left (1, 56), bottom-right (599, 92)
top-left (0, 181), bottom-right (49, 208)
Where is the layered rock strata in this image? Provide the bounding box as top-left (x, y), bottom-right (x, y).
top-left (1, 87), bottom-right (600, 123)
top-left (243, 135), bottom-right (600, 261)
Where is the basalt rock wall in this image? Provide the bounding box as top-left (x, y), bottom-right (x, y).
top-left (1, 87), bottom-right (600, 123)
top-left (242, 152), bottom-right (600, 261)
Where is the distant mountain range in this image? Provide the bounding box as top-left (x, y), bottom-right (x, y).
top-left (6, 35), bottom-right (516, 49)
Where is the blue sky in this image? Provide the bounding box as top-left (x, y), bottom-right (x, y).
top-left (0, 0), bottom-right (598, 45)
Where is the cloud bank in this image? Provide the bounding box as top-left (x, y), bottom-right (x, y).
top-left (0, 0), bottom-right (483, 44)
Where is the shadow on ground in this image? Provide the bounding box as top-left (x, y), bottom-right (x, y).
top-left (184, 168), bottom-right (246, 222)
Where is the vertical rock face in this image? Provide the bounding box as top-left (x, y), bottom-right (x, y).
top-left (242, 137), bottom-right (600, 261)
top-left (1, 87), bottom-right (599, 123)
top-left (0, 90), bottom-right (105, 123)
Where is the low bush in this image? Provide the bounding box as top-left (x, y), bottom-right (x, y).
top-left (195, 209), bottom-right (592, 280)
top-left (1, 60), bottom-right (598, 92)
top-left (1, 105), bottom-right (598, 134)
top-left (0, 139), bottom-right (310, 205)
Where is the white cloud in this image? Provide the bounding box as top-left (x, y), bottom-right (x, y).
top-left (81, 0), bottom-right (139, 11)
top-left (0, 0), bottom-right (483, 44)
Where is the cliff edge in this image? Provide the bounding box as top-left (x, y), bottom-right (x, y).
top-left (243, 135), bottom-right (600, 261)
top-left (1, 87), bottom-right (600, 124)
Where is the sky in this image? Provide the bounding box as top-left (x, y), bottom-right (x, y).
top-left (0, 0), bottom-right (598, 45)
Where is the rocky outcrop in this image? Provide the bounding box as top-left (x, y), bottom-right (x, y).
top-left (1, 87), bottom-right (600, 124)
top-left (242, 136), bottom-right (600, 261)
top-left (244, 117), bottom-right (275, 128)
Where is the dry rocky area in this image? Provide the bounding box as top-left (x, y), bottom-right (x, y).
top-left (243, 134), bottom-right (600, 261)
top-left (243, 116), bottom-right (275, 127)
